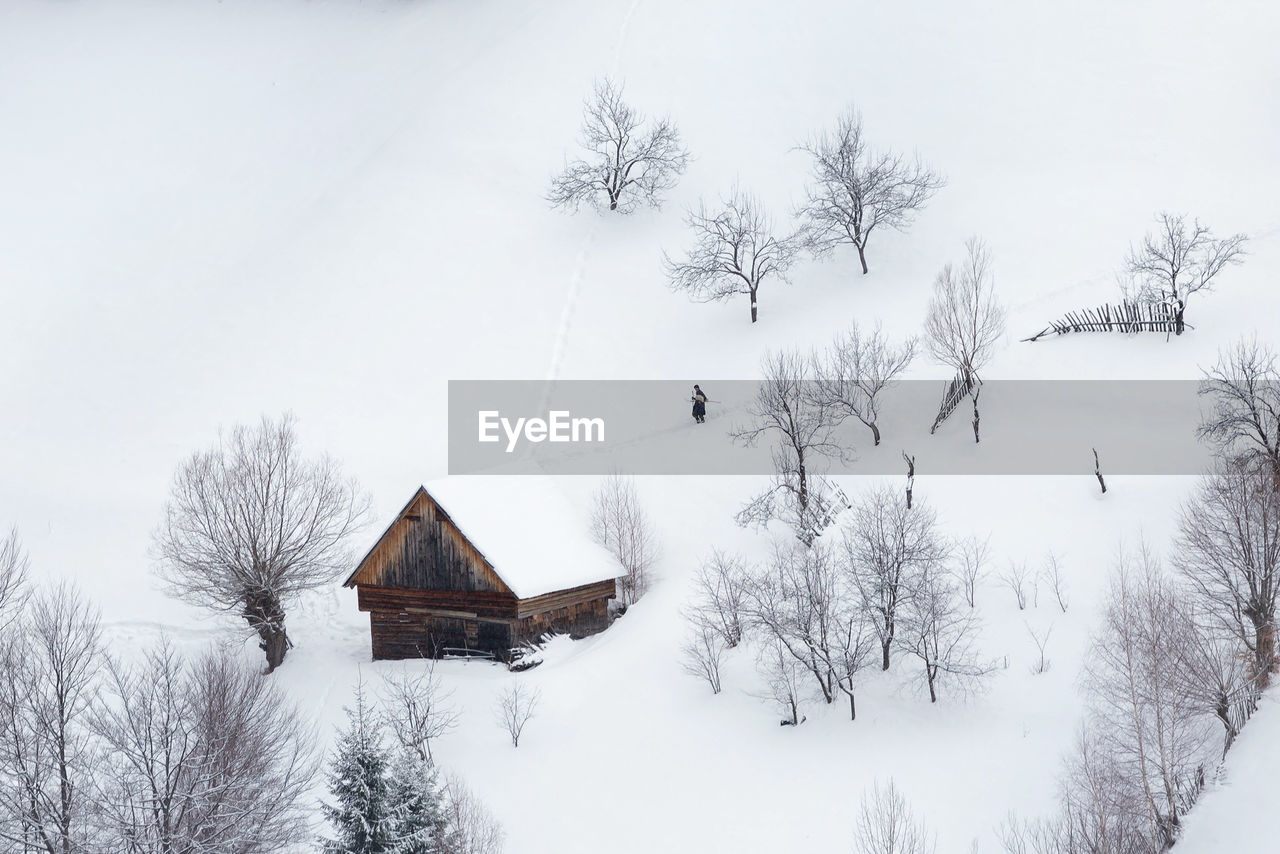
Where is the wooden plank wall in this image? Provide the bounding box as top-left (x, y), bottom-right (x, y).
top-left (353, 491), bottom-right (510, 593)
top-left (367, 592), bottom-right (614, 660)
top-left (370, 611), bottom-right (516, 660)
top-left (358, 585), bottom-right (519, 620)
top-left (516, 580), bottom-right (617, 618)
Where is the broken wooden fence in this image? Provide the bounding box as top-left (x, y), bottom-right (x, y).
top-left (1023, 300), bottom-right (1184, 342)
top-left (931, 369), bottom-right (980, 434)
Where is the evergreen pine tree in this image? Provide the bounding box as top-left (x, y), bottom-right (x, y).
top-left (321, 685), bottom-right (396, 854)
top-left (386, 752), bottom-right (448, 854)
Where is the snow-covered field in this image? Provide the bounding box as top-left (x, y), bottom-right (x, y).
top-left (2, 1), bottom-right (1278, 851)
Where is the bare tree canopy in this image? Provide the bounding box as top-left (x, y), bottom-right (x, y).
top-left (732, 350), bottom-right (850, 542)
top-left (548, 77), bottom-right (689, 214)
top-left (0, 527), bottom-right (29, 633)
top-left (665, 186), bottom-right (798, 323)
top-left (378, 662), bottom-right (459, 767)
top-left (852, 779), bottom-right (936, 854)
top-left (440, 773), bottom-right (506, 854)
top-left (744, 540), bottom-right (875, 720)
top-left (797, 108), bottom-right (945, 275)
top-left (1198, 336), bottom-right (1280, 471)
top-left (924, 237), bottom-right (1006, 377)
top-left (153, 413), bottom-right (371, 672)
top-left (812, 322), bottom-right (917, 446)
top-left (0, 583), bottom-right (102, 854)
top-left (1122, 212), bottom-right (1247, 333)
top-left (590, 474), bottom-right (659, 607)
top-left (1173, 459), bottom-right (1280, 685)
top-left (896, 562), bottom-right (990, 702)
top-left (495, 682), bottom-right (539, 748)
top-left (94, 642), bottom-right (317, 854)
top-left (1085, 546), bottom-right (1218, 849)
top-left (843, 486), bottom-right (949, 671)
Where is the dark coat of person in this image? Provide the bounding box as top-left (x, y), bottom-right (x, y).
top-left (691, 386), bottom-right (708, 419)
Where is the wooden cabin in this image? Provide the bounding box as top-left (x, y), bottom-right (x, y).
top-left (343, 477), bottom-right (618, 660)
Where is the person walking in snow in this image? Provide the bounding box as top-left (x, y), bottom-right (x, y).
top-left (691, 384), bottom-right (708, 424)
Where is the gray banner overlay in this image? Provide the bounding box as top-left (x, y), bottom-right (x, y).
top-left (448, 380), bottom-right (1220, 475)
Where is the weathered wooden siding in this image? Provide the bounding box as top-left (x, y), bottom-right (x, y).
top-left (369, 610), bottom-right (515, 660)
top-left (516, 580), bottom-right (617, 618)
top-left (366, 591), bottom-right (614, 660)
top-left (349, 490), bottom-right (510, 594)
top-left (357, 585), bottom-right (519, 620)
top-left (514, 597), bottom-right (611, 644)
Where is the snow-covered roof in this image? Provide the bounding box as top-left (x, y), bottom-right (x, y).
top-left (421, 476), bottom-right (620, 600)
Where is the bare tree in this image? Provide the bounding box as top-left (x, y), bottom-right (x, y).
top-left (690, 550), bottom-right (749, 648)
top-left (440, 773), bottom-right (506, 854)
top-left (1026, 622), bottom-right (1053, 675)
top-left (996, 811), bottom-right (1069, 854)
top-left (92, 641), bottom-right (316, 854)
top-left (1041, 552), bottom-right (1069, 613)
top-left (1121, 212), bottom-right (1247, 334)
top-left (924, 238), bottom-right (1005, 442)
top-left (744, 540), bottom-right (845, 706)
top-left (1173, 458), bottom-right (1280, 685)
top-left (0, 528), bottom-right (29, 632)
top-left (896, 565), bottom-right (991, 702)
top-left (952, 534), bottom-right (991, 608)
top-left (851, 779), bottom-right (936, 854)
top-left (843, 487), bottom-right (949, 671)
top-left (1175, 614), bottom-right (1258, 757)
top-left (680, 617), bottom-right (727, 695)
top-left (812, 323), bottom-right (917, 446)
top-left (832, 599), bottom-right (879, 721)
top-left (1085, 546), bottom-right (1217, 849)
top-left (548, 77), bottom-right (689, 214)
top-left (1012, 724), bottom-right (1156, 854)
top-left (757, 641), bottom-right (804, 726)
top-left (925, 238), bottom-right (1006, 376)
top-left (495, 683), bottom-right (539, 748)
top-left (0, 584), bottom-right (102, 854)
top-left (665, 186), bottom-right (798, 323)
top-left (733, 349), bottom-right (848, 540)
top-left (1197, 336), bottom-right (1280, 471)
top-left (153, 413), bottom-right (371, 673)
top-left (590, 474), bottom-right (659, 607)
top-left (796, 108), bottom-right (945, 276)
top-left (1056, 723), bottom-right (1157, 854)
top-left (1000, 562), bottom-right (1031, 610)
top-left (378, 661), bottom-right (460, 766)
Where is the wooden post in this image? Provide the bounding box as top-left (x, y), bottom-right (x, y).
top-left (902, 451), bottom-right (916, 509)
top-left (971, 386), bottom-right (981, 444)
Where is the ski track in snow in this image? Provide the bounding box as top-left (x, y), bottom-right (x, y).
top-left (541, 0), bottom-right (640, 393)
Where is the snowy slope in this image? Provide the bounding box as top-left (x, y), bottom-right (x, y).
top-left (2, 1), bottom-right (1279, 852)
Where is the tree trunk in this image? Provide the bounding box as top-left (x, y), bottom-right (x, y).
top-left (971, 390), bottom-right (981, 444)
top-left (1214, 696), bottom-right (1238, 757)
top-left (797, 460), bottom-right (808, 512)
top-left (869, 422), bottom-right (880, 446)
top-left (927, 665), bottom-right (937, 703)
top-left (857, 245), bottom-right (869, 275)
top-left (1254, 619), bottom-right (1275, 687)
top-left (750, 287), bottom-right (758, 323)
top-left (881, 637), bottom-right (891, 671)
top-left (1174, 299), bottom-right (1185, 336)
top-left (244, 590), bottom-right (291, 673)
